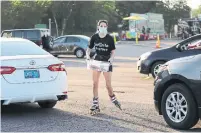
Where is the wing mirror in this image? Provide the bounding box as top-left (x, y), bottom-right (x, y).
top-left (176, 44), bottom-right (182, 52)
top-left (49, 36), bottom-right (54, 46)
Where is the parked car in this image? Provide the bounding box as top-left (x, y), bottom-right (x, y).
top-left (154, 54), bottom-right (201, 130)
top-left (1, 28), bottom-right (50, 48)
top-left (137, 34), bottom-right (201, 78)
top-left (49, 35), bottom-right (95, 58)
top-left (0, 38), bottom-right (68, 108)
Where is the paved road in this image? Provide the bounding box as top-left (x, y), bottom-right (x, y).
top-left (1, 40), bottom-right (200, 132)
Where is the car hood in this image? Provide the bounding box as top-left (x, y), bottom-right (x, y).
top-left (165, 55), bottom-right (195, 65)
top-left (151, 47), bottom-right (173, 54)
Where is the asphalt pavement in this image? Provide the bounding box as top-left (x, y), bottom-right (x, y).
top-left (1, 40), bottom-right (200, 132)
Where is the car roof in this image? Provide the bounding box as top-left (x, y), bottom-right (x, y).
top-left (2, 28), bottom-right (49, 31)
top-left (57, 35), bottom-right (90, 39)
top-left (0, 38), bottom-right (31, 43)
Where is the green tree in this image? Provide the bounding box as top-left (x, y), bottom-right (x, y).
top-left (49, 1), bottom-right (76, 36)
top-left (192, 5), bottom-right (201, 17)
top-left (1, 0), bottom-right (51, 30)
top-left (151, 0), bottom-right (190, 33)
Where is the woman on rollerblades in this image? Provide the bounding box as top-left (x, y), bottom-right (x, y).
top-left (86, 20), bottom-right (121, 115)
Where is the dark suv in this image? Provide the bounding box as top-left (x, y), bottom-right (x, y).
top-left (1, 29), bottom-right (50, 47)
top-left (154, 55), bottom-right (201, 130)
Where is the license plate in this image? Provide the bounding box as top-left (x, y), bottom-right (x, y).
top-left (24, 70), bottom-right (40, 79)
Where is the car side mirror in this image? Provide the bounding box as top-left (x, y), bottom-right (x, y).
top-left (49, 37), bottom-right (54, 46)
top-left (176, 44), bottom-right (182, 52)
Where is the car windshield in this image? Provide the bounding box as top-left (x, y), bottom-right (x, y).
top-left (188, 39), bottom-right (201, 46)
top-left (186, 39), bottom-right (201, 47)
top-left (1, 40), bottom-right (49, 56)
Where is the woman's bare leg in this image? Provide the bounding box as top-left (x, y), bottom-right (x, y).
top-left (103, 72), bottom-right (122, 110)
top-left (103, 72), bottom-right (114, 96)
top-left (93, 70), bottom-right (101, 98)
top-left (90, 70), bottom-right (101, 114)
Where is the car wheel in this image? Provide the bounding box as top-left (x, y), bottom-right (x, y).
top-left (161, 83), bottom-right (199, 130)
top-left (38, 101), bottom-right (57, 108)
top-left (151, 61), bottom-right (165, 78)
top-left (53, 55), bottom-right (58, 57)
top-left (75, 48), bottom-right (85, 58)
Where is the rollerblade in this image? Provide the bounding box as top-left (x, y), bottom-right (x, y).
top-left (110, 94), bottom-right (122, 110)
top-left (90, 97), bottom-right (100, 115)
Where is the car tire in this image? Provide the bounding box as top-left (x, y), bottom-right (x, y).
top-left (75, 48), bottom-right (85, 58)
top-left (161, 83), bottom-right (199, 130)
top-left (53, 55), bottom-right (58, 57)
top-left (151, 61), bottom-right (165, 78)
top-left (38, 101), bottom-right (57, 108)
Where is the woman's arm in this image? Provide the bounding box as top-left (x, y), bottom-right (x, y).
top-left (86, 35), bottom-right (95, 60)
top-left (86, 48), bottom-right (91, 60)
top-left (109, 50), bottom-right (115, 63)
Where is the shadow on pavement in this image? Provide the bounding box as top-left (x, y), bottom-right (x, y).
top-left (93, 112), bottom-right (201, 132)
top-left (93, 113), bottom-right (168, 132)
top-left (1, 103), bottom-right (135, 132)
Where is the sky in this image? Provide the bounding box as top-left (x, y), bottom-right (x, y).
top-left (187, 0), bottom-right (201, 9)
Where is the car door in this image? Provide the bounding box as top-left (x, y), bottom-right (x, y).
top-left (51, 37), bottom-right (66, 54)
top-left (63, 37), bottom-right (81, 54)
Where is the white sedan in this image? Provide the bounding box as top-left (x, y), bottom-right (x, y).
top-left (0, 38), bottom-right (68, 108)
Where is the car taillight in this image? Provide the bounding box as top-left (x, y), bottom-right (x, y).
top-left (48, 64), bottom-right (66, 72)
top-left (63, 91), bottom-right (68, 94)
top-left (0, 66), bottom-right (16, 75)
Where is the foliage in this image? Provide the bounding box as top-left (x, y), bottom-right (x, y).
top-left (1, 0), bottom-right (191, 35)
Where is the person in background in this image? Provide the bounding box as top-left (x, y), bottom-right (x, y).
top-left (41, 31), bottom-right (52, 52)
top-left (146, 28), bottom-right (150, 40)
top-left (142, 26), bottom-right (146, 40)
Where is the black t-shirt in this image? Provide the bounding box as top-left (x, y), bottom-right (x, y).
top-left (88, 33), bottom-right (116, 57)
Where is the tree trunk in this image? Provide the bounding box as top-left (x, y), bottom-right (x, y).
top-left (61, 18), bottom-right (67, 36)
top-left (53, 14), bottom-right (59, 37)
top-left (61, 8), bottom-right (73, 36)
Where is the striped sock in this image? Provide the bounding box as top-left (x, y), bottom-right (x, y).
top-left (92, 97), bottom-right (99, 106)
top-left (109, 95), bottom-right (117, 103)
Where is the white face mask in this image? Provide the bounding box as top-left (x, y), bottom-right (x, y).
top-left (99, 27), bottom-right (107, 35)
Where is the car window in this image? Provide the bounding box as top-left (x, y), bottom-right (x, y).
top-left (25, 30), bottom-right (39, 39)
top-left (1, 40), bottom-right (49, 56)
top-left (66, 37), bottom-right (80, 43)
top-left (80, 36), bottom-right (90, 41)
top-left (187, 39), bottom-right (201, 45)
top-left (54, 37), bottom-right (66, 43)
top-left (1, 31), bottom-right (13, 38)
top-left (13, 31), bottom-right (23, 38)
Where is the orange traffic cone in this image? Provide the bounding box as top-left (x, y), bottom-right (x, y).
top-left (155, 40), bottom-right (161, 48)
top-left (155, 34), bottom-right (161, 48)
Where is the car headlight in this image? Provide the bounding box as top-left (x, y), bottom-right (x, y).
top-left (140, 52), bottom-right (151, 60)
top-left (159, 64), bottom-right (169, 72)
top-left (157, 64), bottom-right (170, 78)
